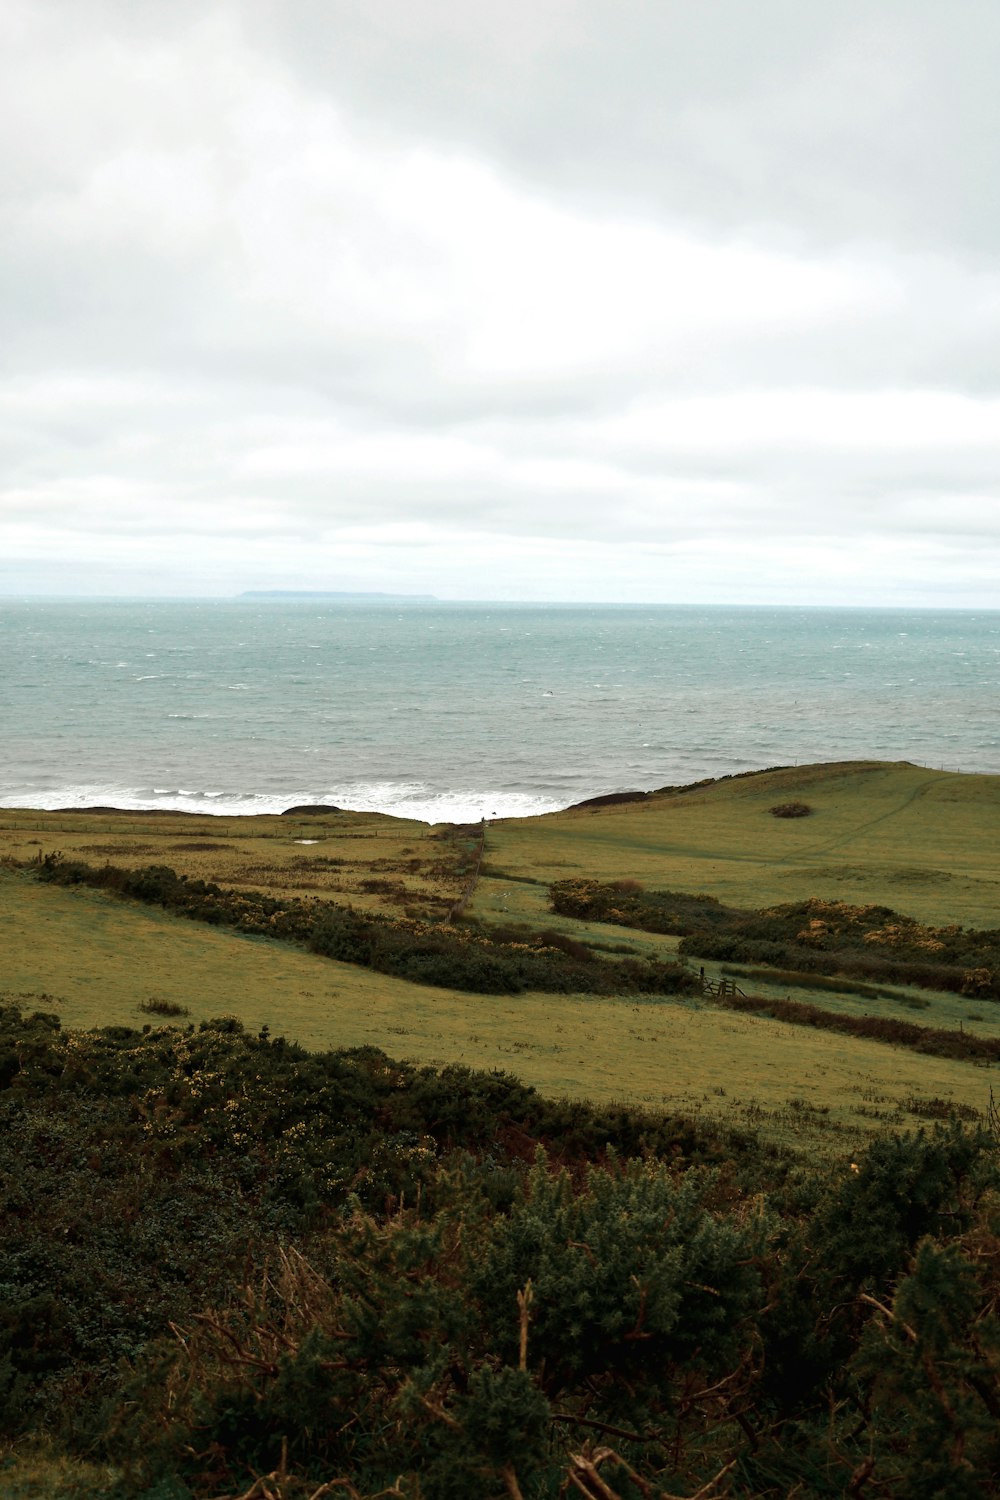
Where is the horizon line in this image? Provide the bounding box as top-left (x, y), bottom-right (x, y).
top-left (1, 593), bottom-right (999, 611)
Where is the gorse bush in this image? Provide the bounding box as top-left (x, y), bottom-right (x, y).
top-left (551, 878), bottom-right (730, 935)
top-left (112, 1128), bottom-right (1000, 1500)
top-left (0, 1005), bottom-right (752, 1446)
top-left (472, 1156), bottom-right (770, 1396)
top-left (117, 1158), bottom-right (771, 1499)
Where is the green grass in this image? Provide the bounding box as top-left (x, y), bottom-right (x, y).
top-left (5, 761), bottom-right (1000, 1498)
top-left (480, 761), bottom-right (1000, 927)
top-left (0, 1444), bottom-right (116, 1498)
top-left (0, 805), bottom-right (473, 918)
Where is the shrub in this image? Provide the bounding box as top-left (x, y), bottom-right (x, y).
top-left (138, 998), bottom-right (190, 1018)
top-left (550, 879), bottom-right (728, 936)
top-left (535, 928), bottom-right (593, 962)
top-left (115, 1157), bottom-right (771, 1497)
top-left (473, 1156), bottom-right (770, 1400)
top-left (769, 801), bottom-right (813, 817)
top-left (10, 1000), bottom-right (1000, 1500)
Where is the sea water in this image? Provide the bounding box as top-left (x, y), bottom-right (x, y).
top-left (2, 600), bottom-right (999, 822)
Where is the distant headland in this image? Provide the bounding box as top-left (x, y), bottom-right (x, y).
top-left (240, 590), bottom-right (438, 601)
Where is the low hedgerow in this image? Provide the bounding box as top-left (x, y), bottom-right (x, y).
top-left (551, 878), bottom-right (1000, 999)
top-left (715, 990), bottom-right (1000, 1066)
top-left (33, 857), bottom-right (699, 999)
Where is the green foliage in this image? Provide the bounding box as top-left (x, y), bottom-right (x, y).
top-left (0, 1004), bottom-right (751, 1448)
top-left (114, 1207), bottom-right (550, 1500)
top-left (473, 1156), bottom-right (769, 1401)
top-left (6, 1002), bottom-right (1000, 1499)
top-left (683, 897), bottom-right (1000, 997)
top-left (810, 1125), bottom-right (991, 1291)
top-left (551, 878), bottom-right (730, 935)
top-left (852, 1236), bottom-right (1000, 1497)
top-left (115, 1156), bottom-right (769, 1498)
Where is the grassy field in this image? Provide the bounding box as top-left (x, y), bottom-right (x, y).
top-left (4, 763), bottom-right (999, 1499)
top-left (3, 759), bottom-right (999, 1157)
top-left (1, 871), bottom-right (991, 1156)
top-left (7, 761), bottom-right (997, 929)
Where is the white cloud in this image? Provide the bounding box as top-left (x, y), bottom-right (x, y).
top-left (2, 0), bottom-right (1000, 602)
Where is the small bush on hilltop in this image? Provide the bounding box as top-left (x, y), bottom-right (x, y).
top-left (769, 801), bottom-right (813, 817)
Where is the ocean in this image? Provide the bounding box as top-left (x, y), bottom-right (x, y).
top-left (2, 600), bottom-right (999, 822)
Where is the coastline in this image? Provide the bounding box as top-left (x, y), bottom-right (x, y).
top-left (0, 757), bottom-right (976, 828)
top-left (0, 756), bottom-right (977, 828)
top-left (0, 787), bottom-right (568, 824)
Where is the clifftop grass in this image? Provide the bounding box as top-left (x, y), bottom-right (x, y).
top-left (476, 760), bottom-right (1000, 930)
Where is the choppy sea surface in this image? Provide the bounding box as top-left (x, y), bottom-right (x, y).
top-left (2, 600), bottom-right (999, 823)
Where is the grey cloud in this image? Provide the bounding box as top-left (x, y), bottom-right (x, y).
top-left (245, 0), bottom-right (1000, 259)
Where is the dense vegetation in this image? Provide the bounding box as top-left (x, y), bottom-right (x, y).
top-left (33, 857), bottom-right (699, 998)
top-left (3, 1005), bottom-right (1000, 1498)
top-left (551, 880), bottom-right (1000, 998)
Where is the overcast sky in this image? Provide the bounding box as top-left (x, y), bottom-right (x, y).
top-left (3, 0), bottom-right (1000, 604)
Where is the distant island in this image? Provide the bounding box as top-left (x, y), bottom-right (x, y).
top-left (241, 590), bottom-right (438, 600)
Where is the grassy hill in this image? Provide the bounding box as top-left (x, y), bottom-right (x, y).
top-left (478, 760), bottom-right (1000, 928)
